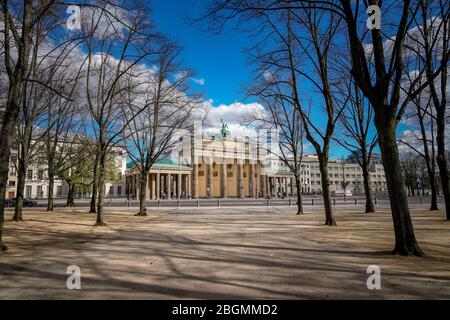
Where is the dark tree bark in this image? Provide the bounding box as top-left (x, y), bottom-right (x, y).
top-left (66, 182), bottom-right (75, 207)
top-left (95, 142), bottom-right (107, 226)
top-left (12, 155), bottom-right (27, 222)
top-left (318, 155), bottom-right (336, 226)
top-left (89, 152), bottom-right (99, 214)
top-left (295, 175), bottom-right (303, 215)
top-left (47, 166), bottom-right (54, 211)
top-left (417, 106), bottom-right (438, 211)
top-left (361, 155), bottom-right (375, 213)
top-left (436, 115), bottom-right (450, 219)
top-left (137, 171), bottom-right (148, 216)
top-left (0, 0), bottom-right (34, 252)
top-left (376, 114), bottom-right (423, 256)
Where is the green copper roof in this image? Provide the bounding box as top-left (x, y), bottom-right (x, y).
top-left (127, 159), bottom-right (192, 171)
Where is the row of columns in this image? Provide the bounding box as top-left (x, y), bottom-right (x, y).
top-left (130, 172), bottom-right (191, 200)
top-left (191, 162), bottom-right (257, 199)
top-left (263, 176), bottom-right (297, 198)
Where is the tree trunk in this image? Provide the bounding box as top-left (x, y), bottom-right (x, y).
top-left (418, 110), bottom-right (438, 210)
top-left (362, 161), bottom-right (375, 213)
top-left (0, 80), bottom-right (21, 252)
top-left (47, 166), bottom-right (54, 211)
top-left (95, 150), bottom-right (107, 226)
top-left (436, 115), bottom-right (450, 220)
top-left (66, 183), bottom-right (75, 207)
top-left (89, 152), bottom-right (99, 214)
top-left (295, 175), bottom-right (303, 215)
top-left (429, 174), bottom-right (439, 211)
top-left (376, 116), bottom-right (424, 256)
top-left (318, 156), bottom-right (336, 226)
top-left (137, 171), bottom-right (148, 216)
top-left (13, 157), bottom-right (27, 222)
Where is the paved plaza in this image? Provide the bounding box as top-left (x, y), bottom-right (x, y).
top-left (0, 207), bottom-right (449, 299)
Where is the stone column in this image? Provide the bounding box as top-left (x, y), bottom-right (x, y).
top-left (221, 163), bottom-right (227, 198)
top-left (145, 173), bottom-right (151, 200)
top-left (275, 177), bottom-right (279, 198)
top-left (207, 162), bottom-right (213, 199)
top-left (136, 174), bottom-right (141, 200)
top-left (177, 173), bottom-right (182, 199)
top-left (238, 163), bottom-right (244, 198)
top-left (187, 174), bottom-right (191, 198)
top-left (290, 178), bottom-right (295, 197)
top-left (156, 173), bottom-right (160, 200)
top-left (249, 163), bottom-right (255, 198)
top-left (261, 175), bottom-right (267, 198)
top-left (167, 174), bottom-right (172, 199)
top-left (285, 177), bottom-right (289, 197)
top-left (151, 174), bottom-right (156, 200)
top-left (192, 164), bottom-right (198, 199)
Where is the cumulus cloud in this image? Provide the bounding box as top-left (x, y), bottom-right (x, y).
top-left (200, 101), bottom-right (266, 138)
top-left (192, 78), bottom-right (205, 86)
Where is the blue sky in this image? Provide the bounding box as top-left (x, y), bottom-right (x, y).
top-left (151, 0), bottom-right (254, 106)
top-left (150, 1), bottom-right (358, 158)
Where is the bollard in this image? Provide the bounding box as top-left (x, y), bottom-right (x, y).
top-left (333, 198), bottom-right (336, 205)
top-left (158, 200), bottom-right (161, 207)
top-left (197, 199), bottom-right (200, 207)
top-left (177, 200), bottom-right (180, 208)
top-left (355, 198), bottom-right (357, 205)
top-left (375, 198), bottom-right (378, 206)
top-left (218, 199), bottom-right (220, 207)
top-left (312, 199), bottom-right (314, 206)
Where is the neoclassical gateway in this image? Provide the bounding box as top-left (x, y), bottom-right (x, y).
top-left (125, 126), bottom-right (388, 200)
top-left (125, 133), bottom-right (297, 200)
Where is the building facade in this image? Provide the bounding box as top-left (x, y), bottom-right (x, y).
top-left (5, 144), bottom-right (127, 200)
top-left (125, 134), bottom-right (389, 199)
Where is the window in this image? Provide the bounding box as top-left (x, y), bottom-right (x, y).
top-left (227, 172), bottom-right (233, 178)
top-left (109, 186), bottom-right (114, 196)
top-left (213, 171), bottom-right (218, 177)
top-left (8, 181), bottom-right (15, 187)
top-left (117, 186), bottom-right (122, 195)
top-left (198, 171), bottom-right (204, 177)
top-left (27, 170), bottom-right (33, 180)
top-left (38, 170), bottom-right (44, 180)
top-left (9, 167), bottom-right (16, 176)
top-left (37, 186), bottom-right (43, 198)
top-left (57, 186), bottom-right (63, 197)
top-left (26, 186), bottom-right (32, 198)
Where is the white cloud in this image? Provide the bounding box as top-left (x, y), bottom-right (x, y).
top-left (197, 101), bottom-right (266, 138)
top-left (192, 78), bottom-right (205, 86)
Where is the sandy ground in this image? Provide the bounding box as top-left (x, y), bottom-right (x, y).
top-left (0, 207), bottom-right (449, 299)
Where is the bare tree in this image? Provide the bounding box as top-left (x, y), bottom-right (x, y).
top-left (336, 79), bottom-right (378, 213)
top-left (0, 0), bottom-right (42, 252)
top-left (79, 1), bottom-right (156, 225)
top-left (265, 7), bottom-right (346, 225)
top-left (249, 83), bottom-right (305, 215)
top-left (400, 152), bottom-right (421, 196)
top-left (123, 43), bottom-right (202, 216)
top-left (412, 0), bottom-right (449, 219)
top-left (200, 0), bottom-right (450, 255)
top-left (399, 93), bottom-right (439, 210)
